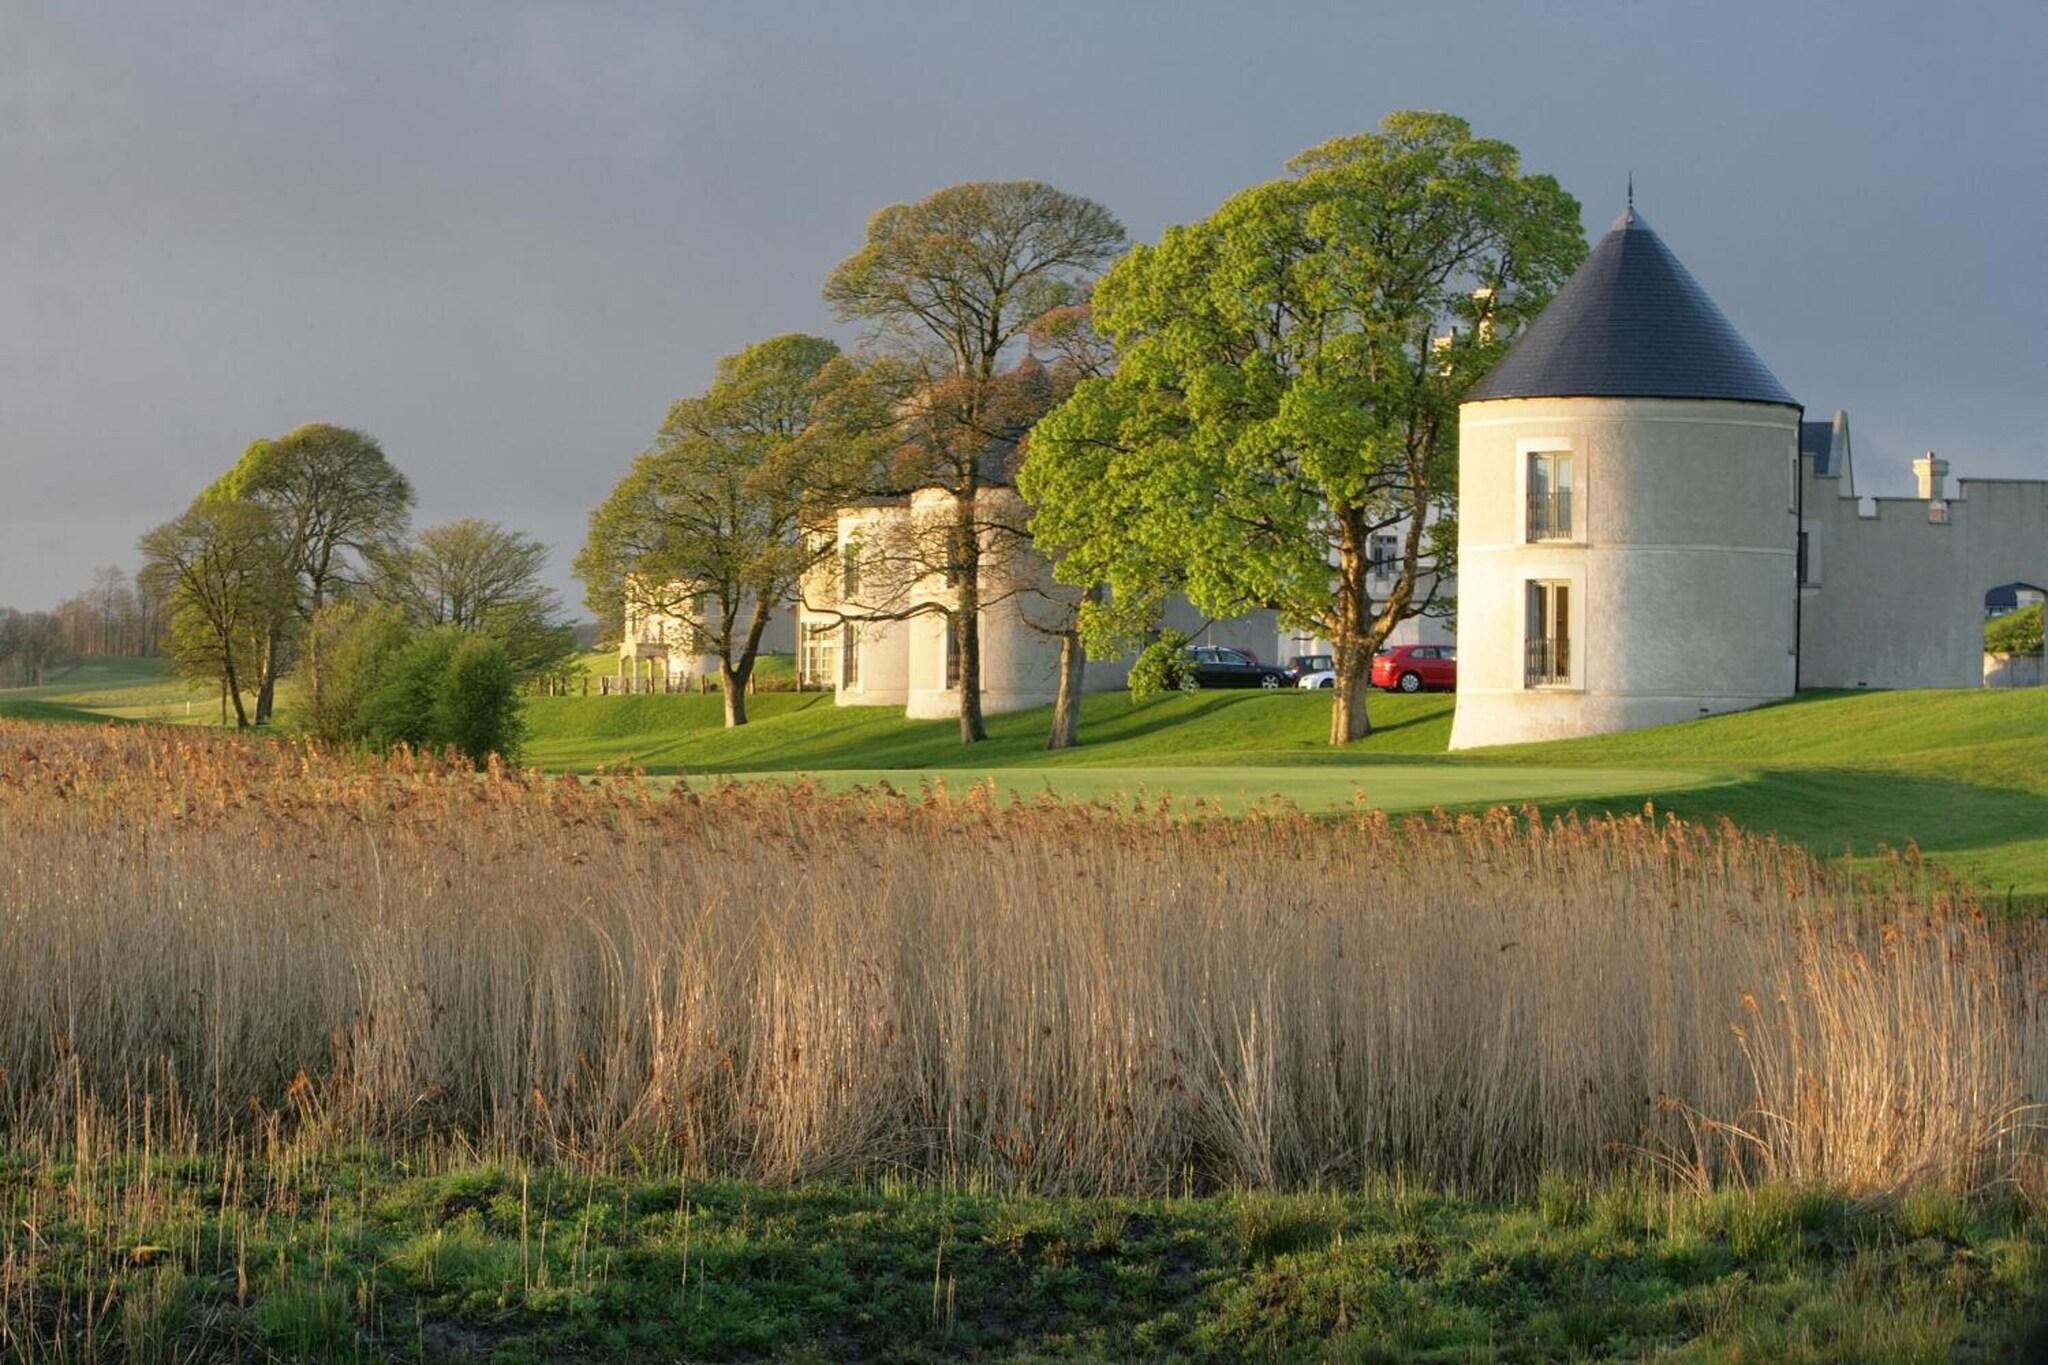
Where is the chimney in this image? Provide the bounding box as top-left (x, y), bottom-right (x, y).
top-left (1913, 452), bottom-right (1949, 501)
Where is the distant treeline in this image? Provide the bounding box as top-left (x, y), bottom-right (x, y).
top-left (0, 566), bottom-right (166, 686)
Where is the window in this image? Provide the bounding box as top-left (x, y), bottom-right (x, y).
top-left (800, 623), bottom-right (838, 689)
top-left (1368, 534), bottom-right (1400, 577)
top-left (943, 624), bottom-right (961, 690)
top-left (1527, 451), bottom-right (1575, 541)
top-left (1797, 531), bottom-right (1811, 586)
top-left (1525, 581), bottom-right (1571, 687)
top-left (841, 536), bottom-right (862, 598)
top-left (841, 623), bottom-right (860, 689)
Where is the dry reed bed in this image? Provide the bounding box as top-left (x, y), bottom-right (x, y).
top-left (0, 721), bottom-right (2040, 1198)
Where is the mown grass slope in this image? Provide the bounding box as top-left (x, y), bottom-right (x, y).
top-left (0, 655), bottom-right (212, 721)
top-left (524, 685), bottom-right (2048, 896)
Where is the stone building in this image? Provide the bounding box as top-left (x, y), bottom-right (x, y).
top-left (614, 577), bottom-right (795, 690)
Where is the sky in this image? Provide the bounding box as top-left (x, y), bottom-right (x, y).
top-left (3, 0), bottom-right (2044, 615)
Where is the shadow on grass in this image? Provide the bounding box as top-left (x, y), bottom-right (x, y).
top-left (0, 699), bottom-right (120, 725)
top-left (1515, 766), bottom-right (2048, 908)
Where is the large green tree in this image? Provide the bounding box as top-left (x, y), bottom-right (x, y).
top-left (212, 423), bottom-right (414, 723)
top-left (824, 180), bottom-right (1125, 744)
top-left (1022, 112), bottom-right (1586, 743)
top-left (137, 498), bottom-right (294, 728)
top-left (576, 334), bottom-right (845, 727)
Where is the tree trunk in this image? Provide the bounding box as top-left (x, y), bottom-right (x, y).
top-left (956, 607), bottom-right (986, 744)
top-left (1046, 629), bottom-right (1085, 750)
top-left (223, 657), bottom-right (251, 729)
top-left (1328, 636), bottom-right (1374, 744)
top-left (1328, 539), bottom-right (1374, 744)
top-left (720, 661), bottom-right (748, 727)
top-left (253, 624), bottom-right (281, 725)
top-left (720, 599), bottom-right (774, 728)
top-left (955, 503), bottom-right (987, 744)
top-left (305, 611), bottom-right (324, 722)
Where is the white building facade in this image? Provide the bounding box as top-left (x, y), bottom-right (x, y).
top-left (1450, 206), bottom-right (2045, 750)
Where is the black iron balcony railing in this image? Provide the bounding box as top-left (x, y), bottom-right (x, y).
top-left (1526, 489), bottom-right (1574, 540)
top-left (1525, 637), bottom-right (1571, 687)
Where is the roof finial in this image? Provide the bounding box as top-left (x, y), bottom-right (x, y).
top-left (1626, 171), bottom-right (1634, 215)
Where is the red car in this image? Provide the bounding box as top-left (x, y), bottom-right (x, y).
top-left (1371, 643), bottom-right (1457, 693)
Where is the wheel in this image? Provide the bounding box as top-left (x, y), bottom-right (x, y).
top-left (1398, 671), bottom-right (1422, 693)
top-left (1260, 674), bottom-right (1282, 689)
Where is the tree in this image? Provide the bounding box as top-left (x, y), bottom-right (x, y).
top-left (1022, 112), bottom-right (1585, 743)
top-left (214, 424), bottom-right (414, 723)
top-left (375, 519), bottom-right (575, 681)
top-left (824, 180), bottom-right (1125, 744)
top-left (0, 609), bottom-right (68, 686)
top-left (577, 335), bottom-right (845, 727)
top-left (137, 499), bottom-right (294, 728)
top-left (89, 567), bottom-right (133, 655)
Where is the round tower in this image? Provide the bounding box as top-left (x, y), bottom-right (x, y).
top-left (1448, 208), bottom-right (1801, 750)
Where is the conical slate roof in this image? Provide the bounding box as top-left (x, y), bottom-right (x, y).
top-left (1467, 209), bottom-right (1796, 407)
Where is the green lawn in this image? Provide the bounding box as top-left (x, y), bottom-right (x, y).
top-left (7, 1150), bottom-right (2042, 1362)
top-left (523, 686), bottom-right (2048, 899)
top-left (0, 655), bottom-right (214, 722)
top-left (12, 660), bottom-right (2045, 898)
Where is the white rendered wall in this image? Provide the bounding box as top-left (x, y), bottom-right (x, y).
top-left (830, 506), bottom-right (912, 707)
top-left (1799, 473), bottom-right (2048, 689)
top-left (1449, 397), bottom-right (1801, 750)
top-left (903, 488), bottom-right (1099, 718)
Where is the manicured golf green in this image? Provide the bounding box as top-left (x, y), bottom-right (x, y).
top-left (675, 761), bottom-right (1718, 813)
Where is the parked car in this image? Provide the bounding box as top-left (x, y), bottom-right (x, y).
top-left (1371, 643), bottom-right (1457, 693)
top-left (1285, 653), bottom-right (1334, 680)
top-left (1179, 645), bottom-right (1293, 689)
top-left (1297, 669), bottom-right (1336, 690)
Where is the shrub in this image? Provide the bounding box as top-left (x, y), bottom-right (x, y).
top-left (1128, 630), bottom-right (1196, 699)
top-left (432, 634), bottom-right (523, 766)
top-left (303, 602), bottom-right (412, 745)
top-left (358, 628), bottom-right (460, 752)
top-left (354, 628), bottom-right (522, 766)
top-left (1985, 603), bottom-right (2043, 656)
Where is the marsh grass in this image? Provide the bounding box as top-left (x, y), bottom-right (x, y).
top-left (0, 721), bottom-right (2041, 1202)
